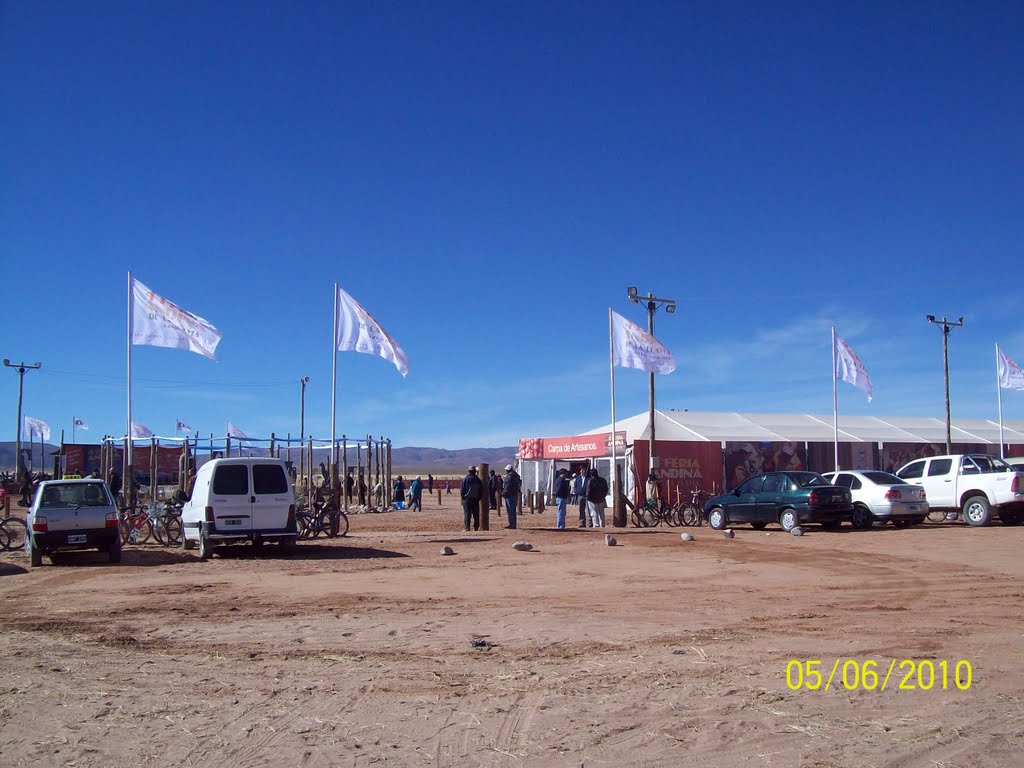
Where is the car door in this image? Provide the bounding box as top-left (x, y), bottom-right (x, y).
top-left (920, 457), bottom-right (956, 508)
top-left (209, 462), bottom-right (252, 534)
top-left (756, 473), bottom-right (789, 522)
top-left (251, 462), bottom-right (292, 532)
top-left (728, 475), bottom-right (763, 522)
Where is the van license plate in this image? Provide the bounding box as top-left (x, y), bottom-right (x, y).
top-left (223, 519), bottom-right (242, 526)
top-left (67, 534), bottom-right (87, 544)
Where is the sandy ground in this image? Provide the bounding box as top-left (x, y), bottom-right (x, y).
top-left (1, 492), bottom-right (1022, 768)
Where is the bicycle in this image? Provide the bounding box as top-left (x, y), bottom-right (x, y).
top-left (0, 516), bottom-right (28, 551)
top-left (296, 503), bottom-right (349, 539)
top-left (150, 499), bottom-right (183, 546)
top-left (120, 504), bottom-right (154, 545)
top-left (679, 488), bottom-right (710, 527)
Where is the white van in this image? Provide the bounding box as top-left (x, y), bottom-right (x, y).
top-left (181, 457), bottom-right (298, 559)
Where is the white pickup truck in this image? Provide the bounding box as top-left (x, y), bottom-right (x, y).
top-left (896, 453), bottom-right (1024, 526)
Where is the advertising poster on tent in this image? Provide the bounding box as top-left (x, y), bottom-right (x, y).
top-left (631, 440), bottom-right (723, 504)
top-left (805, 442), bottom-right (880, 473)
top-left (879, 443), bottom-right (987, 474)
top-left (724, 442), bottom-right (808, 489)
top-left (64, 444), bottom-right (104, 475)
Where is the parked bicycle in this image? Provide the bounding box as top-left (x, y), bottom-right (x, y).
top-left (120, 504), bottom-right (154, 545)
top-left (0, 515), bottom-right (28, 551)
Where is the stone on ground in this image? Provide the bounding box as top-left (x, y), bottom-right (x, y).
top-left (512, 541), bottom-right (533, 551)
top-left (680, 532), bottom-right (694, 541)
top-left (440, 546), bottom-right (455, 556)
top-left (791, 526), bottom-right (804, 537)
top-left (723, 529), bottom-right (735, 539)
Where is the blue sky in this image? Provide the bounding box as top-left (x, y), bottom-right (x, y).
top-left (2, 2), bottom-right (1022, 449)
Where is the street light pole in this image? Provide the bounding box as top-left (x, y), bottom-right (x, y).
top-left (626, 288), bottom-right (676, 473)
top-left (4, 359), bottom-right (42, 483)
top-left (926, 315), bottom-right (964, 454)
top-left (299, 376), bottom-right (310, 478)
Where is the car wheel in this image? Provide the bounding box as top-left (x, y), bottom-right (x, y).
top-left (27, 535), bottom-right (43, 568)
top-left (779, 509), bottom-right (799, 533)
top-left (962, 495), bottom-right (992, 527)
top-left (707, 507), bottom-right (727, 530)
top-left (750, 521), bottom-right (767, 530)
top-left (108, 537), bottom-right (122, 564)
top-left (851, 504), bottom-right (872, 530)
top-left (198, 533), bottom-right (214, 560)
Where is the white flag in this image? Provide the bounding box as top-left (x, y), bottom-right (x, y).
top-left (335, 285), bottom-right (409, 377)
top-left (24, 416), bottom-right (51, 442)
top-left (610, 310), bottom-right (676, 374)
top-left (176, 419), bottom-right (193, 432)
top-left (834, 333), bottom-right (873, 402)
top-left (131, 276), bottom-right (223, 361)
top-left (227, 421), bottom-right (248, 439)
top-left (997, 345), bottom-right (1024, 390)
top-left (73, 418), bottom-right (89, 430)
top-left (131, 422), bottom-right (154, 439)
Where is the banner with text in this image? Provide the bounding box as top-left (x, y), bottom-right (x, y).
top-left (630, 440), bottom-right (724, 505)
top-left (518, 432), bottom-right (627, 460)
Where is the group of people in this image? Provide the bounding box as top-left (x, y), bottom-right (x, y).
top-left (391, 474), bottom-right (430, 512)
top-left (459, 463), bottom-right (521, 531)
top-left (557, 468), bottom-right (608, 529)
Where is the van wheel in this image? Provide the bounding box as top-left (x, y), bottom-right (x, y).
top-left (962, 495), bottom-right (992, 527)
top-left (198, 533), bottom-right (214, 560)
top-left (779, 509), bottom-right (799, 532)
top-left (27, 536), bottom-right (42, 568)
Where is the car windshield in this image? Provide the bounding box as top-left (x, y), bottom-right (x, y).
top-left (861, 471), bottom-right (905, 485)
top-left (790, 472), bottom-right (829, 488)
top-left (40, 483), bottom-right (110, 508)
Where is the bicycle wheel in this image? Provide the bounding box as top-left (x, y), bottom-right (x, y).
top-left (151, 516), bottom-right (167, 546)
top-left (631, 509), bottom-right (644, 528)
top-left (665, 504), bottom-right (682, 527)
top-left (640, 506), bottom-right (658, 528)
top-left (1, 517), bottom-right (28, 551)
top-left (681, 504), bottom-right (700, 526)
top-left (296, 512), bottom-right (312, 539)
top-left (0, 522), bottom-right (13, 552)
top-left (336, 511), bottom-right (349, 537)
top-left (163, 515), bottom-right (182, 545)
top-left (121, 517), bottom-right (153, 545)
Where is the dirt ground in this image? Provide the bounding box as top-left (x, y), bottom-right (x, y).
top-left (1, 492), bottom-right (1022, 768)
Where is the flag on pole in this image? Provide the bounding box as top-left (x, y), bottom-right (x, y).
top-left (834, 333), bottom-right (873, 402)
top-left (73, 418), bottom-right (89, 430)
top-left (335, 285), bottom-right (409, 377)
top-left (176, 419), bottom-right (193, 432)
top-left (227, 421), bottom-right (248, 439)
top-left (131, 422), bottom-right (154, 439)
top-left (24, 416), bottom-right (51, 442)
top-left (997, 345), bottom-right (1024, 390)
top-left (130, 276), bottom-right (223, 360)
top-left (610, 310), bottom-right (676, 374)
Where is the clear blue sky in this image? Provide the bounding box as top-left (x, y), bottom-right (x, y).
top-left (2, 2), bottom-right (1022, 449)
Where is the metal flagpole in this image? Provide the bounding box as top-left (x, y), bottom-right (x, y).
top-left (331, 282), bottom-right (338, 468)
top-left (996, 344), bottom-right (1005, 459)
top-left (72, 417), bottom-right (76, 445)
top-left (126, 271), bottom-right (134, 505)
top-left (608, 308), bottom-right (617, 516)
top-left (832, 326), bottom-right (839, 471)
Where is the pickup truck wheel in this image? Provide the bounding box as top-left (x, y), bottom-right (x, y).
top-left (198, 533), bottom-right (214, 560)
top-left (707, 507), bottom-right (727, 530)
top-left (108, 537), bottom-right (122, 564)
top-left (851, 504), bottom-right (873, 529)
top-left (962, 495), bottom-right (993, 527)
top-left (27, 535), bottom-right (43, 568)
top-left (779, 509), bottom-right (799, 532)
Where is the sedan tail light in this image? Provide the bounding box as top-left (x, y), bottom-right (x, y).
top-left (105, 512), bottom-right (119, 528)
top-left (885, 488), bottom-right (903, 500)
top-left (32, 516), bottom-right (48, 533)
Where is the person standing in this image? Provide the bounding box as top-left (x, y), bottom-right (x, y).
top-left (393, 475), bottom-right (406, 506)
top-left (428, 474), bottom-right (434, 494)
top-left (573, 470), bottom-right (588, 527)
top-left (586, 468), bottom-right (609, 528)
top-left (501, 463), bottom-right (521, 530)
top-left (460, 466), bottom-right (483, 531)
top-left (409, 476), bottom-right (423, 511)
top-left (488, 469), bottom-right (500, 510)
top-left (553, 468), bottom-right (571, 529)
top-left (445, 479), bottom-right (452, 495)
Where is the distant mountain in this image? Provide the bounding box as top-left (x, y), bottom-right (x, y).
top-left (0, 441), bottom-right (516, 477)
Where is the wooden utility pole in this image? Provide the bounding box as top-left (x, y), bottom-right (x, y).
top-left (613, 462), bottom-right (627, 527)
top-left (478, 462), bottom-right (489, 531)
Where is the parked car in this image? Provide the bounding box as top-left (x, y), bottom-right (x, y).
top-left (896, 453), bottom-right (1024, 526)
top-left (821, 470), bottom-right (928, 528)
top-left (25, 479), bottom-right (121, 567)
top-left (703, 471), bottom-right (853, 532)
top-left (1005, 456), bottom-right (1024, 470)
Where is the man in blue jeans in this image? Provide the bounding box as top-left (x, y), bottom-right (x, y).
top-left (501, 463), bottom-right (521, 529)
top-left (553, 468), bottom-right (571, 529)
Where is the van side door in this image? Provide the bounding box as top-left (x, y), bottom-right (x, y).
top-left (251, 463), bottom-right (292, 532)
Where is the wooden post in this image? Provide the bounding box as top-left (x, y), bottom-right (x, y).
top-left (613, 462), bottom-right (627, 527)
top-left (269, 432), bottom-right (275, 458)
top-left (438, 488), bottom-right (442, 506)
top-left (478, 462), bottom-right (489, 531)
top-left (366, 434), bottom-right (373, 506)
top-left (386, 439), bottom-right (392, 511)
top-left (355, 436), bottom-right (363, 506)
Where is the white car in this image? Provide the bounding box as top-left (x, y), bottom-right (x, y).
top-left (821, 470), bottom-right (928, 529)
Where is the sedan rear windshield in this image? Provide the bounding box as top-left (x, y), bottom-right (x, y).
top-left (789, 472), bottom-right (829, 487)
top-left (861, 471), bottom-right (905, 485)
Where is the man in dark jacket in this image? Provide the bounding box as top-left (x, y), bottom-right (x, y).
top-left (488, 470), bottom-right (500, 510)
top-left (460, 466), bottom-right (483, 531)
top-left (573, 470), bottom-right (588, 527)
top-left (554, 468), bottom-right (571, 529)
top-left (501, 463), bottom-right (521, 529)
top-left (585, 468), bottom-right (609, 528)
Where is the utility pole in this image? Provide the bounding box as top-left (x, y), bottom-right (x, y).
top-left (299, 376), bottom-right (310, 479)
top-left (626, 288), bottom-right (676, 472)
top-left (926, 315), bottom-right (964, 454)
top-left (3, 359), bottom-right (42, 484)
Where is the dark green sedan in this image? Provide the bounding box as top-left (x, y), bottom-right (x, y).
top-left (703, 471), bottom-right (854, 532)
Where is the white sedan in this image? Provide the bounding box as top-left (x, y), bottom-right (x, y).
top-left (821, 470), bottom-right (929, 529)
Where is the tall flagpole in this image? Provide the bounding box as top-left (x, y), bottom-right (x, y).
top-left (126, 271), bottom-right (134, 504)
top-left (832, 326), bottom-right (839, 471)
top-left (608, 308), bottom-right (617, 515)
top-left (996, 343), bottom-right (1005, 459)
top-left (331, 282), bottom-right (338, 468)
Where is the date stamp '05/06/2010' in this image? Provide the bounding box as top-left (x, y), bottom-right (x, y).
top-left (786, 659), bottom-right (973, 692)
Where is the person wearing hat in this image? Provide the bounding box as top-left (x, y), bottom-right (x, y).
top-left (501, 462), bottom-right (522, 529)
top-left (553, 468), bottom-right (571, 529)
top-left (409, 475), bottom-right (424, 512)
top-left (460, 466), bottom-right (483, 531)
top-left (487, 469), bottom-right (500, 511)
